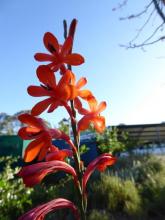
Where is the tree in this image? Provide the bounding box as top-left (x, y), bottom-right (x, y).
top-left (96, 127), bottom-right (125, 155)
top-left (0, 110), bottom-right (30, 135)
top-left (113, 0), bottom-right (165, 49)
top-left (96, 126), bottom-right (139, 155)
top-left (58, 118), bottom-right (69, 135)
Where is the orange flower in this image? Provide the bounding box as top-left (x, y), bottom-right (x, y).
top-left (46, 145), bottom-right (73, 162)
top-left (18, 113), bottom-right (69, 162)
top-left (70, 72), bottom-right (94, 102)
top-left (28, 65), bottom-right (93, 116)
top-left (75, 97), bottom-right (106, 133)
top-left (28, 65), bottom-right (76, 116)
top-left (34, 32), bottom-right (84, 73)
top-left (18, 198), bottom-right (80, 220)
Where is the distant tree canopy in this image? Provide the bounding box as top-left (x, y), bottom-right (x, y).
top-left (0, 110), bottom-right (30, 135)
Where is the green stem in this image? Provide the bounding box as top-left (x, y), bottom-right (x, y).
top-left (63, 19), bottom-right (87, 220)
top-left (70, 102), bottom-right (86, 220)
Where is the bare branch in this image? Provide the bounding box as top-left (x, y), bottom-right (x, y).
top-left (119, 1), bottom-right (152, 20)
top-left (130, 8), bottom-right (156, 44)
top-left (143, 22), bottom-right (164, 44)
top-left (120, 35), bottom-right (165, 49)
top-left (115, 0), bottom-right (165, 49)
top-left (112, 0), bottom-right (128, 11)
top-left (153, 0), bottom-right (165, 22)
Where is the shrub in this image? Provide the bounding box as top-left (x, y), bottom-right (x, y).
top-left (140, 169), bottom-right (165, 218)
top-left (88, 210), bottom-right (109, 220)
top-left (0, 157), bottom-right (33, 220)
top-left (89, 174), bottom-right (142, 218)
top-left (110, 154), bottom-right (164, 183)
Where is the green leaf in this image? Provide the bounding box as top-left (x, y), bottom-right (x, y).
top-left (79, 144), bottom-right (89, 155)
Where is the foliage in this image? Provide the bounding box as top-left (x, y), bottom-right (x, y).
top-left (96, 127), bottom-right (125, 155)
top-left (89, 174), bottom-right (142, 218)
top-left (0, 155), bottom-right (165, 219)
top-left (58, 118), bottom-right (69, 135)
top-left (88, 210), bottom-right (109, 220)
top-left (96, 126), bottom-right (138, 155)
top-left (110, 154), bottom-right (164, 183)
top-left (139, 158), bottom-right (165, 218)
top-left (79, 144), bottom-right (89, 155)
top-left (0, 157), bottom-right (33, 220)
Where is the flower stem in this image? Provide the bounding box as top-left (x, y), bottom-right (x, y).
top-left (63, 18), bottom-right (87, 220)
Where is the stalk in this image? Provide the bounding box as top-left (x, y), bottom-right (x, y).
top-left (63, 19), bottom-right (87, 220)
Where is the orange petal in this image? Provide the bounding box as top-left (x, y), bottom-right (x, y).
top-left (74, 97), bottom-right (82, 110)
top-left (74, 98), bottom-right (89, 115)
top-left (93, 116), bottom-right (105, 133)
top-left (67, 85), bottom-right (77, 100)
top-left (37, 65), bottom-right (56, 89)
top-left (46, 150), bottom-right (70, 161)
top-left (58, 70), bottom-right (73, 87)
top-left (51, 64), bottom-right (61, 72)
top-left (24, 137), bottom-right (45, 162)
top-left (43, 32), bottom-right (59, 53)
top-left (88, 97), bottom-right (98, 111)
top-left (31, 98), bottom-right (53, 116)
top-left (97, 101), bottom-right (107, 113)
top-left (34, 53), bottom-right (54, 61)
top-left (38, 146), bottom-right (49, 161)
top-left (28, 86), bottom-right (50, 97)
top-left (70, 71), bottom-right (76, 84)
top-left (60, 64), bottom-right (67, 75)
top-left (78, 116), bottom-right (91, 132)
top-left (18, 127), bottom-right (41, 140)
top-left (47, 101), bottom-right (59, 113)
top-left (78, 90), bottom-right (93, 100)
top-left (58, 85), bottom-right (72, 101)
top-left (61, 36), bottom-right (73, 56)
top-left (18, 113), bottom-right (43, 128)
top-left (97, 159), bottom-right (116, 171)
top-left (76, 77), bottom-right (87, 89)
top-left (64, 54), bottom-right (85, 65)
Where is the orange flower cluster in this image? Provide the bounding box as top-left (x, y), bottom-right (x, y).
top-left (18, 19), bottom-right (116, 220)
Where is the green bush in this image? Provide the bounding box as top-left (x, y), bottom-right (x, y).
top-left (89, 174), bottom-right (142, 218)
top-left (110, 154), bottom-right (164, 183)
top-left (0, 157), bottom-right (33, 220)
top-left (108, 155), bottom-right (165, 219)
top-left (88, 210), bottom-right (109, 220)
top-left (140, 168), bottom-right (165, 218)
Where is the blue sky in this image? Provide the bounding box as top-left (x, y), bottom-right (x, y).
top-left (1, 0), bottom-right (165, 127)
